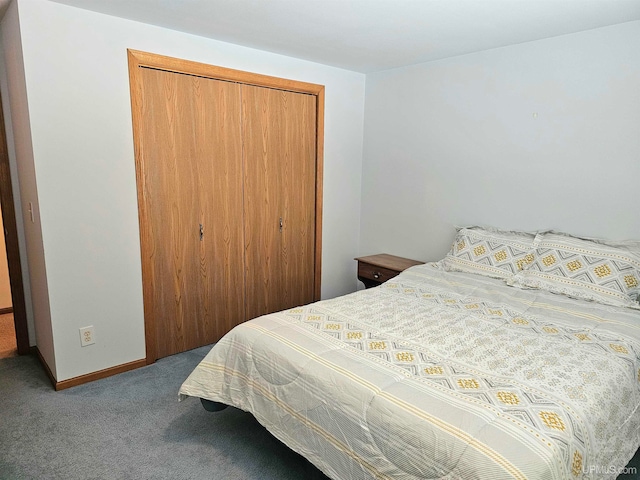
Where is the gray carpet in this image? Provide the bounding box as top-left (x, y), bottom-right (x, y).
top-left (0, 346), bottom-right (329, 480)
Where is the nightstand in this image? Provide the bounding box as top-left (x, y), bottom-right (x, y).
top-left (355, 254), bottom-right (424, 289)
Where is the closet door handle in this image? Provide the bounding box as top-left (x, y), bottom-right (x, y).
top-left (279, 217), bottom-right (283, 233)
top-left (199, 223), bottom-right (204, 241)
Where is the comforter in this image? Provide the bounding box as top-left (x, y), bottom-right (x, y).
top-left (179, 263), bottom-right (640, 479)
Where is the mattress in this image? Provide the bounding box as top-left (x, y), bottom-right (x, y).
top-left (179, 263), bottom-right (640, 479)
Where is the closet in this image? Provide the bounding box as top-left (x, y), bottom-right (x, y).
top-left (128, 50), bottom-right (323, 362)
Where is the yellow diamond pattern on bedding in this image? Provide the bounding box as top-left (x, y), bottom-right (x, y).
top-left (510, 232), bottom-right (640, 309)
top-left (180, 263), bottom-right (640, 480)
top-left (442, 226), bottom-right (539, 280)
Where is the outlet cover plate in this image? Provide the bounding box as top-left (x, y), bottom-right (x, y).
top-left (79, 326), bottom-right (95, 347)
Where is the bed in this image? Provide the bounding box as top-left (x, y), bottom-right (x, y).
top-left (179, 227), bottom-right (640, 479)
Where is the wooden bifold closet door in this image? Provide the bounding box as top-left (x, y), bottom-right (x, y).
top-left (129, 51), bottom-right (323, 362)
top-left (242, 85), bottom-right (316, 320)
top-left (138, 68), bottom-right (245, 360)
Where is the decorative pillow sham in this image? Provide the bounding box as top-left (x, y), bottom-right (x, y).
top-left (441, 226), bottom-right (540, 280)
top-left (508, 232), bottom-right (640, 309)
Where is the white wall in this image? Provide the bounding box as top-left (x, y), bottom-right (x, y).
top-left (0, 0), bottom-right (45, 359)
top-left (13, 0), bottom-right (365, 381)
top-left (361, 21), bottom-right (640, 263)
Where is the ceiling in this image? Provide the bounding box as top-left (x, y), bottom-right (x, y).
top-left (50, 0), bottom-right (640, 73)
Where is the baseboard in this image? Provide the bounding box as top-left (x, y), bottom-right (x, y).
top-left (32, 346), bottom-right (146, 391)
top-left (55, 358), bottom-right (147, 391)
top-left (0, 306), bottom-right (13, 315)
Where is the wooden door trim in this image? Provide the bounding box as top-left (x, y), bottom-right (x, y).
top-left (313, 89), bottom-right (324, 301)
top-left (0, 90), bottom-right (29, 355)
top-left (127, 50), bottom-right (324, 364)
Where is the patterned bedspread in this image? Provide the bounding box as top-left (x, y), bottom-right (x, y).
top-left (179, 263), bottom-right (640, 479)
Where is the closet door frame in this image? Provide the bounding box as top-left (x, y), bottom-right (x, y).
top-left (127, 49), bottom-right (324, 364)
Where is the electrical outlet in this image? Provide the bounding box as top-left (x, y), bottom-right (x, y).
top-left (79, 326), bottom-right (95, 347)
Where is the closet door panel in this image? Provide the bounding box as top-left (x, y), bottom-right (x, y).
top-left (194, 74), bottom-right (246, 345)
top-left (280, 90), bottom-right (316, 311)
top-left (242, 85), bottom-right (316, 319)
top-left (242, 85), bottom-right (282, 319)
top-left (139, 68), bottom-right (244, 359)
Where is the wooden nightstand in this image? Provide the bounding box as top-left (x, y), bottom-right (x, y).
top-left (355, 254), bottom-right (424, 289)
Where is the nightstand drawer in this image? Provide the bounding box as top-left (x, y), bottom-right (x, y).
top-left (357, 263), bottom-right (400, 283)
top-left (355, 253), bottom-right (424, 289)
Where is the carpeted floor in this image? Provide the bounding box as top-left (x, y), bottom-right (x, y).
top-left (0, 313), bottom-right (17, 358)
top-left (0, 346), bottom-right (330, 480)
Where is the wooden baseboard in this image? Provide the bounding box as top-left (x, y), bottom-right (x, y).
top-left (33, 346), bottom-right (146, 391)
top-left (55, 358), bottom-right (147, 391)
top-left (0, 306), bottom-right (14, 315)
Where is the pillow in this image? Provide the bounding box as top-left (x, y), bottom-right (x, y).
top-left (508, 231), bottom-right (640, 309)
top-left (441, 226), bottom-right (540, 280)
